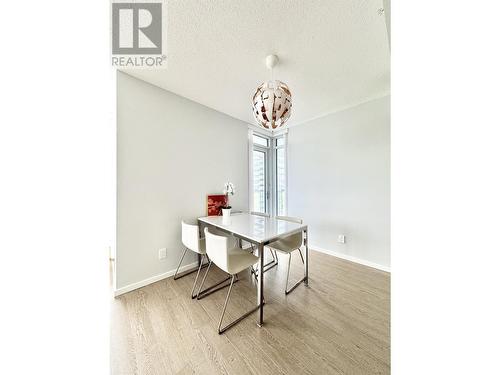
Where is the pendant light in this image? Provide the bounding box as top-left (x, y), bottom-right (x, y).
top-left (252, 55), bottom-right (292, 130)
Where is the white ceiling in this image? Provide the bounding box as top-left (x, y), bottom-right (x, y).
top-left (123, 0), bottom-right (390, 127)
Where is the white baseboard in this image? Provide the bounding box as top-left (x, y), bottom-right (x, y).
top-left (310, 244), bottom-right (390, 273)
top-left (114, 261), bottom-right (199, 297)
top-left (114, 247), bottom-right (389, 297)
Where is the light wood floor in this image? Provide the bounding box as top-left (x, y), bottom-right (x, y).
top-left (111, 250), bottom-right (390, 374)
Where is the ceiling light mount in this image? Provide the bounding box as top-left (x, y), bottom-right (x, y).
top-left (265, 54), bottom-right (279, 70)
top-left (252, 54), bottom-right (292, 131)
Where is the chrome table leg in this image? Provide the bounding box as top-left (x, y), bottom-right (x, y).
top-left (257, 242), bottom-right (264, 327)
top-left (285, 253), bottom-right (292, 294)
top-left (304, 227), bottom-right (309, 286)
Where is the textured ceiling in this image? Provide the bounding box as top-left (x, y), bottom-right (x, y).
top-left (123, 0), bottom-right (390, 127)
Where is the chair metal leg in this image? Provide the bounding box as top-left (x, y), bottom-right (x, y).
top-left (264, 257), bottom-right (278, 272)
top-left (298, 248), bottom-right (304, 264)
top-left (218, 275), bottom-right (235, 333)
top-left (252, 257), bottom-right (275, 275)
top-left (218, 274), bottom-right (264, 334)
top-left (267, 248), bottom-right (278, 267)
top-left (190, 254), bottom-right (206, 299)
top-left (173, 248), bottom-right (188, 280)
top-left (196, 259), bottom-right (236, 300)
top-left (285, 249), bottom-right (307, 295)
top-left (173, 248), bottom-right (209, 280)
top-left (269, 249), bottom-right (279, 265)
top-left (196, 260), bottom-right (212, 297)
top-left (272, 250), bottom-right (279, 264)
top-left (252, 247), bottom-right (278, 280)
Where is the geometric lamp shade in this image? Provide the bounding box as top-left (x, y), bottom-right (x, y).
top-left (252, 80), bottom-right (292, 130)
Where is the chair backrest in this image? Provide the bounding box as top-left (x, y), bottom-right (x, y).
top-left (276, 216), bottom-right (303, 249)
top-left (251, 211), bottom-right (270, 218)
top-left (182, 221), bottom-right (202, 254)
top-left (204, 227), bottom-right (230, 273)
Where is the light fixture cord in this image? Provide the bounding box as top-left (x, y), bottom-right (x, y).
top-left (271, 65), bottom-right (275, 128)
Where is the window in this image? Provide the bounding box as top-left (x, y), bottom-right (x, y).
top-left (275, 138), bottom-right (286, 216)
top-left (252, 134), bottom-right (269, 147)
top-left (252, 149), bottom-right (267, 213)
top-left (250, 131), bottom-right (287, 216)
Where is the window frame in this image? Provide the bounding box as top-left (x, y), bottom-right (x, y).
top-left (248, 129), bottom-right (288, 216)
top-left (251, 146), bottom-right (269, 214)
top-left (273, 134), bottom-right (288, 216)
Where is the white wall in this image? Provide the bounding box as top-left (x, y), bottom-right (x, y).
top-left (288, 95), bottom-right (390, 269)
top-left (116, 72), bottom-right (249, 292)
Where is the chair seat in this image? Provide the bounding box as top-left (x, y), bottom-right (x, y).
top-left (267, 239), bottom-right (299, 254)
top-left (226, 247), bottom-right (259, 275)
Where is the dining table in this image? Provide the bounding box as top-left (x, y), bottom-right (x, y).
top-left (197, 212), bottom-right (309, 327)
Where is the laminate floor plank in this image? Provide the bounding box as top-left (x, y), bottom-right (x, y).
top-left (112, 250), bottom-right (390, 374)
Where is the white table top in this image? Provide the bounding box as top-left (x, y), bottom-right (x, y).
top-left (198, 213), bottom-right (307, 244)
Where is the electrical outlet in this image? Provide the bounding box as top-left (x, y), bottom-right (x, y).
top-left (338, 235), bottom-right (345, 244)
top-left (158, 248), bottom-right (167, 260)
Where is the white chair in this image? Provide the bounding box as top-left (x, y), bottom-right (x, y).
top-left (266, 216), bottom-right (305, 295)
top-left (199, 227), bottom-right (260, 334)
top-left (175, 221), bottom-right (231, 299)
top-left (249, 212), bottom-right (278, 278)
